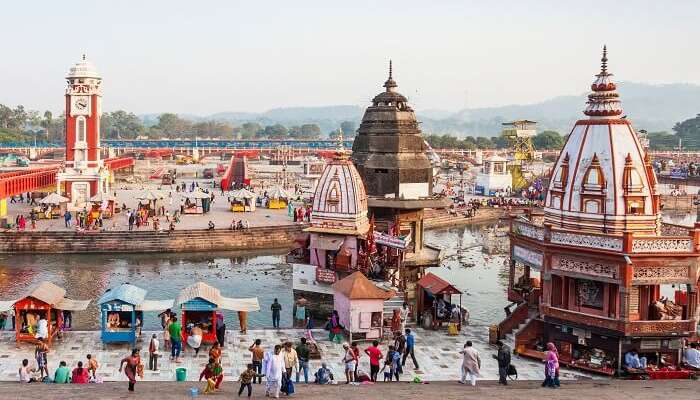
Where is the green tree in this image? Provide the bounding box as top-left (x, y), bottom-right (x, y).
top-left (672, 114), bottom-right (700, 149)
top-left (300, 124), bottom-right (321, 139)
top-left (476, 136), bottom-right (492, 149)
top-left (647, 131), bottom-right (679, 150)
top-left (152, 113), bottom-right (192, 138)
top-left (102, 110), bottom-right (145, 139)
top-left (533, 130), bottom-right (565, 149)
top-left (340, 121), bottom-right (357, 137)
top-left (263, 124), bottom-right (288, 139)
top-left (41, 111), bottom-right (53, 141)
top-left (240, 122), bottom-right (262, 139)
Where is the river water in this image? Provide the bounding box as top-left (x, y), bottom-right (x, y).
top-left (0, 223), bottom-right (510, 330)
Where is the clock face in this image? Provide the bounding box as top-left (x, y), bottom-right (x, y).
top-left (71, 96), bottom-right (90, 116)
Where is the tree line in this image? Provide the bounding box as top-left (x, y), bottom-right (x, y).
top-left (2, 103), bottom-right (700, 150)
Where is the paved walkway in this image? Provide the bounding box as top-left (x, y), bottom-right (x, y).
top-left (0, 380), bottom-right (694, 400)
top-left (0, 325), bottom-right (593, 383)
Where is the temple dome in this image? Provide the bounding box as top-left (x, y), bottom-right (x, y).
top-left (309, 156), bottom-right (369, 235)
top-left (544, 46), bottom-right (660, 234)
top-left (66, 54), bottom-right (101, 79)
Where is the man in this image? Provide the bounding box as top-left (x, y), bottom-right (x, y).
top-left (169, 316), bottom-right (183, 363)
top-left (295, 337), bottom-right (310, 384)
top-left (282, 341), bottom-right (298, 379)
top-left (402, 328), bottom-right (419, 369)
top-left (264, 345), bottom-right (285, 398)
top-left (685, 342), bottom-right (700, 370)
top-left (624, 349), bottom-right (646, 372)
top-left (393, 330), bottom-right (406, 372)
top-left (249, 339), bottom-right (265, 384)
top-left (271, 299), bottom-right (282, 329)
top-left (399, 302), bottom-right (410, 333)
top-left (314, 362), bottom-right (334, 384)
top-left (64, 211), bottom-right (72, 228)
top-left (459, 341), bottom-right (480, 386)
top-left (148, 334), bottom-right (160, 371)
top-left (364, 340), bottom-right (383, 382)
top-left (492, 340), bottom-right (511, 385)
top-left (53, 360), bottom-right (71, 383)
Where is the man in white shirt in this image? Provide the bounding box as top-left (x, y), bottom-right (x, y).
top-left (35, 316), bottom-right (48, 340)
top-left (149, 334), bottom-right (160, 371)
top-left (684, 342), bottom-right (700, 370)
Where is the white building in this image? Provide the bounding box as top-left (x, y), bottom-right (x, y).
top-left (475, 155), bottom-right (512, 196)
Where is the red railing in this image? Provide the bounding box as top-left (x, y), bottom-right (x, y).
top-left (0, 167), bottom-right (60, 198)
top-left (103, 157), bottom-right (134, 171)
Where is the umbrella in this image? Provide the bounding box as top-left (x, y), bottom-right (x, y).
top-left (230, 188), bottom-right (256, 199)
top-left (136, 190), bottom-right (163, 201)
top-left (39, 192), bottom-right (70, 205)
top-left (89, 192), bottom-right (116, 202)
top-left (184, 189), bottom-right (211, 200)
top-left (267, 185), bottom-right (292, 200)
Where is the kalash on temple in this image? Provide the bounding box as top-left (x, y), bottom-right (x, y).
top-left (500, 47), bottom-right (700, 377)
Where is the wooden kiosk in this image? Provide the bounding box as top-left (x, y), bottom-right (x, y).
top-left (175, 282), bottom-right (259, 345)
top-left (0, 282), bottom-right (90, 347)
top-left (416, 273), bottom-right (463, 331)
top-left (99, 284), bottom-right (173, 345)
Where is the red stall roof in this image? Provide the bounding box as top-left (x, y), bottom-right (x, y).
top-left (417, 273), bottom-right (462, 295)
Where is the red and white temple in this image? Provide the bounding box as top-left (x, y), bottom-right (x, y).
top-left (57, 55), bottom-right (110, 206)
top-left (501, 47), bottom-right (700, 375)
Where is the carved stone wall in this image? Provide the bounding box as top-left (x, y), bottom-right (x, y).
top-left (550, 231), bottom-right (623, 252)
top-left (512, 221), bottom-right (545, 241)
top-left (632, 265), bottom-right (690, 284)
top-left (551, 254), bottom-right (618, 280)
top-left (631, 238), bottom-right (693, 253)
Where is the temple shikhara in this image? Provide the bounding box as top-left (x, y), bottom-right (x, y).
top-left (57, 55), bottom-right (110, 206)
top-left (501, 47), bottom-right (700, 375)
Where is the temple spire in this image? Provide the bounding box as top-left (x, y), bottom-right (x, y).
top-left (601, 45), bottom-right (608, 74)
top-left (383, 59), bottom-right (397, 92)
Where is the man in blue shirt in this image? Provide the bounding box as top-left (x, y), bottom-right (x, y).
top-left (624, 349), bottom-right (646, 371)
top-left (402, 328), bottom-right (419, 369)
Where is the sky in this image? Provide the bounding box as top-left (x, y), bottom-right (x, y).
top-left (1, 0), bottom-right (699, 115)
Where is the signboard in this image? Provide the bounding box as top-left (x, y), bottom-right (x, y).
top-left (316, 267), bottom-right (337, 284)
top-left (474, 185), bottom-right (485, 195)
top-left (670, 169), bottom-right (688, 179)
top-left (374, 231), bottom-right (409, 250)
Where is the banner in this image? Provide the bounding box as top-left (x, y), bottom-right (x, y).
top-left (375, 231), bottom-right (409, 250)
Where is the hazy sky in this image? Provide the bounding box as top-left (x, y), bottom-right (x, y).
top-left (1, 1), bottom-right (699, 115)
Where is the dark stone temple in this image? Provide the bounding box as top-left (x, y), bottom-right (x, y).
top-left (352, 62), bottom-right (449, 296)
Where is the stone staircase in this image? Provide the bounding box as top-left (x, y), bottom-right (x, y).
top-left (502, 310), bottom-right (539, 344)
top-left (383, 291), bottom-right (406, 320)
top-left (0, 224), bottom-right (306, 253)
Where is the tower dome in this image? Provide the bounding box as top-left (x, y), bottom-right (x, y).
top-left (544, 46), bottom-right (660, 234)
top-left (66, 54), bottom-right (101, 80)
top-left (309, 156), bottom-right (369, 235)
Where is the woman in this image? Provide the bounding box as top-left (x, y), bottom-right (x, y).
top-left (542, 342), bottom-right (560, 388)
top-left (209, 342), bottom-right (222, 363)
top-left (71, 361), bottom-right (89, 384)
top-left (328, 311), bottom-right (343, 342)
top-left (119, 349), bottom-right (142, 392)
top-left (391, 309), bottom-right (401, 334)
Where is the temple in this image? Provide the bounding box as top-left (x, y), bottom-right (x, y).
top-left (501, 47), bottom-right (700, 375)
top-left (351, 61), bottom-right (449, 299)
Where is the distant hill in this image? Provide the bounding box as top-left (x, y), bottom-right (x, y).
top-left (138, 82), bottom-right (700, 137)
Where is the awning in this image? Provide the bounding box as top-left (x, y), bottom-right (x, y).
top-left (218, 297), bottom-right (260, 312)
top-left (313, 235), bottom-right (344, 251)
top-left (417, 273), bottom-right (462, 295)
top-left (54, 298), bottom-right (91, 311)
top-left (137, 299), bottom-right (174, 312)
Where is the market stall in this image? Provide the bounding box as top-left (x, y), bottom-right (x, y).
top-left (175, 282), bottom-right (259, 345)
top-left (266, 185), bottom-right (292, 209)
top-left (416, 272), bottom-right (463, 331)
top-left (229, 188), bottom-right (257, 212)
top-left (182, 189), bottom-right (210, 214)
top-left (37, 192), bottom-right (70, 218)
top-left (136, 190), bottom-right (163, 217)
top-left (90, 192), bottom-right (116, 218)
top-left (332, 271), bottom-right (394, 342)
top-left (99, 284), bottom-right (173, 345)
top-left (0, 282), bottom-right (90, 347)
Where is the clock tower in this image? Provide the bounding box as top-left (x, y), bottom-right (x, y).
top-left (57, 54), bottom-right (110, 206)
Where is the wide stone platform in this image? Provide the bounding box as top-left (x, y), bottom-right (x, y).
top-left (0, 326), bottom-right (593, 382)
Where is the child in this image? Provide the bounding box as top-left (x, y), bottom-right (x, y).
top-left (238, 363), bottom-right (261, 398)
top-left (87, 354), bottom-right (99, 379)
top-left (19, 359), bottom-right (37, 383)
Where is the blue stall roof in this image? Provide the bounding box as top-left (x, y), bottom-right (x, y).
top-left (99, 284), bottom-right (147, 306)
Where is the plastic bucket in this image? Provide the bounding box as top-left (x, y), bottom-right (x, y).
top-left (176, 367), bottom-right (187, 382)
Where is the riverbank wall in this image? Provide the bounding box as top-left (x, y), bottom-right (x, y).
top-left (0, 224), bottom-right (306, 253)
top-left (0, 208), bottom-right (507, 254)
